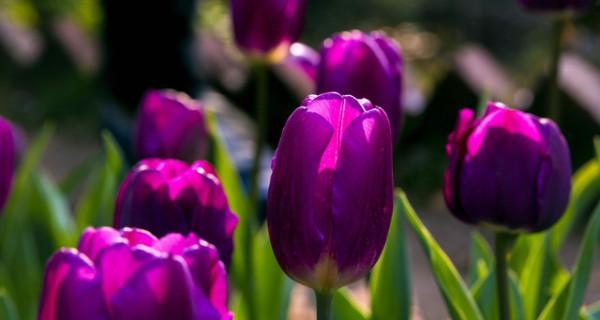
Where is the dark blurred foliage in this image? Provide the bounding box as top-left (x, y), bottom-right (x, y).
top-left (0, 0), bottom-right (598, 202)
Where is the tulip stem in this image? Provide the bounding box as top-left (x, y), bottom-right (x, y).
top-left (495, 232), bottom-right (512, 320)
top-left (547, 13), bottom-right (568, 123)
top-left (244, 59), bottom-right (268, 320)
top-left (315, 291), bottom-right (333, 320)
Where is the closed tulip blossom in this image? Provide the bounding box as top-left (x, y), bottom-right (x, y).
top-left (317, 31), bottom-right (404, 142)
top-left (517, 0), bottom-right (591, 11)
top-left (444, 102), bottom-right (572, 232)
top-left (285, 42), bottom-right (320, 81)
top-left (136, 89), bottom-right (207, 163)
top-left (230, 0), bottom-right (307, 59)
top-left (39, 227), bottom-right (232, 320)
top-left (0, 116), bottom-right (16, 213)
top-left (114, 159), bottom-right (238, 267)
top-left (268, 92), bottom-right (394, 292)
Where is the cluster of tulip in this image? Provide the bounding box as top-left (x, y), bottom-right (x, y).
top-left (0, 0), bottom-right (597, 319)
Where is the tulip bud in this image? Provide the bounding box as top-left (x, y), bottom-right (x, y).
top-left (135, 89), bottom-right (208, 163)
top-left (517, 0), bottom-right (591, 11)
top-left (285, 42), bottom-right (320, 81)
top-left (317, 31), bottom-right (404, 142)
top-left (230, 0), bottom-right (307, 60)
top-left (444, 102), bottom-right (572, 232)
top-left (114, 159), bottom-right (238, 267)
top-left (267, 92), bottom-right (394, 292)
top-left (0, 117), bottom-right (16, 213)
top-left (39, 227), bottom-right (232, 320)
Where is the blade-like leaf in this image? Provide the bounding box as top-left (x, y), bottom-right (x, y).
top-left (538, 200), bottom-right (600, 320)
top-left (254, 226), bottom-right (293, 320)
top-left (467, 231), bottom-right (493, 285)
top-left (401, 190), bottom-right (483, 320)
top-left (332, 289), bottom-right (368, 320)
top-left (549, 159), bottom-right (600, 253)
top-left (370, 193), bottom-right (411, 320)
top-left (471, 269), bottom-right (525, 320)
top-left (75, 132), bottom-right (124, 230)
top-left (0, 288), bottom-right (18, 320)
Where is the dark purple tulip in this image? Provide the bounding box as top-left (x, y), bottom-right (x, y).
top-left (39, 227), bottom-right (232, 320)
top-left (285, 42), bottom-right (320, 81)
top-left (267, 92), bottom-right (394, 291)
top-left (518, 0), bottom-right (591, 11)
top-left (317, 31), bottom-right (404, 142)
top-left (136, 89), bottom-right (208, 163)
top-left (230, 0), bottom-right (307, 59)
top-left (0, 117), bottom-right (16, 213)
top-left (444, 102), bottom-right (572, 232)
top-left (114, 159), bottom-right (238, 267)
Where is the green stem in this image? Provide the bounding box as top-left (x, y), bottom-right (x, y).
top-left (495, 232), bottom-right (511, 320)
top-left (315, 291), bottom-right (333, 320)
top-left (547, 14), bottom-right (568, 123)
top-left (243, 60), bottom-right (268, 320)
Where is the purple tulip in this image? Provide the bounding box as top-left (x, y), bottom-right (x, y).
top-left (444, 102), bottom-right (572, 232)
top-left (230, 0), bottom-right (307, 59)
top-left (285, 42), bottom-right (320, 81)
top-left (517, 0), bottom-right (591, 11)
top-left (39, 227), bottom-right (232, 320)
top-left (114, 159), bottom-right (238, 267)
top-left (267, 92), bottom-right (394, 291)
top-left (317, 31), bottom-right (404, 142)
top-left (136, 89), bottom-right (208, 163)
top-left (0, 117), bottom-right (16, 213)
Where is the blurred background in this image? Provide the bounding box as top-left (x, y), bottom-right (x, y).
top-left (0, 0), bottom-right (599, 318)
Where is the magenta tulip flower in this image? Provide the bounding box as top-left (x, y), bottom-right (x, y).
top-left (285, 42), bottom-right (320, 81)
top-left (114, 159), bottom-right (238, 267)
top-left (517, 0), bottom-right (591, 11)
top-left (136, 89), bottom-right (207, 163)
top-left (267, 92), bottom-right (394, 292)
top-left (230, 0), bottom-right (307, 59)
top-left (39, 227), bottom-right (232, 320)
top-left (444, 102), bottom-right (572, 232)
top-left (0, 117), bottom-right (16, 213)
top-left (317, 31), bottom-right (404, 142)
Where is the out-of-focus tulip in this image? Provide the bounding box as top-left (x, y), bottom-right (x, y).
top-left (135, 89), bottom-right (207, 163)
top-left (517, 0), bottom-right (591, 11)
top-left (285, 42), bottom-right (320, 81)
top-left (114, 159), bottom-right (238, 267)
top-left (444, 102), bottom-right (572, 232)
top-left (39, 227), bottom-right (232, 320)
top-left (267, 92), bottom-right (394, 292)
top-left (230, 0), bottom-right (307, 60)
top-left (317, 31), bottom-right (404, 142)
top-left (0, 117), bottom-right (15, 213)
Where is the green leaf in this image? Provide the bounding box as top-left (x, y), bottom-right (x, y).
top-left (549, 159), bottom-right (600, 253)
top-left (75, 131), bottom-right (124, 230)
top-left (467, 231), bottom-right (493, 285)
top-left (370, 193), bottom-right (411, 320)
top-left (332, 289), bottom-right (368, 320)
top-left (538, 200), bottom-right (600, 320)
top-left (401, 190), bottom-right (483, 320)
top-left (0, 125), bottom-right (53, 319)
top-left (0, 288), bottom-right (18, 320)
top-left (471, 269), bottom-right (525, 320)
top-left (253, 226), bottom-right (293, 320)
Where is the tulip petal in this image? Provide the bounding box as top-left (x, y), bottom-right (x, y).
top-left (268, 107), bottom-right (333, 285)
top-left (78, 227), bottom-right (125, 262)
top-left (460, 107), bottom-right (545, 229)
top-left (96, 243), bottom-right (161, 308)
top-left (114, 169), bottom-right (188, 237)
top-left (532, 118), bottom-right (572, 231)
top-left (111, 257), bottom-right (218, 320)
top-left (39, 249), bottom-right (106, 320)
top-left (0, 118), bottom-right (14, 211)
top-left (330, 108), bottom-right (394, 285)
